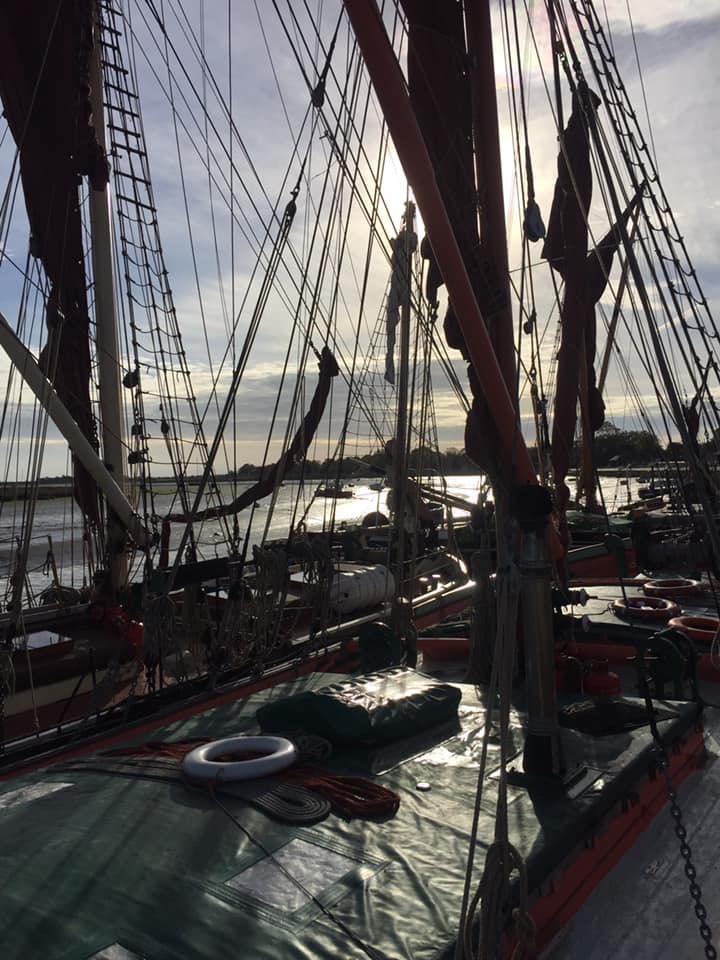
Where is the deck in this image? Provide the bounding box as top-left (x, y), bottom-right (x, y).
top-left (0, 667), bottom-right (704, 959)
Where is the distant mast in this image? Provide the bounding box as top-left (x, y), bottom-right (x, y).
top-left (343, 0), bottom-right (538, 485)
top-left (391, 201), bottom-right (416, 608)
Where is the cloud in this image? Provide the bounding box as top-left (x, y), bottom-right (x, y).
top-left (0, 2), bottom-right (718, 483)
top-left (601, 1), bottom-right (720, 33)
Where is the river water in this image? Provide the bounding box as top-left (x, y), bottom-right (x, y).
top-left (0, 472), bottom-right (639, 605)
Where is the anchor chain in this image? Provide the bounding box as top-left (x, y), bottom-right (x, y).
top-left (641, 669), bottom-right (716, 958)
top-left (655, 751), bottom-right (716, 959)
top-left (0, 643), bottom-right (12, 753)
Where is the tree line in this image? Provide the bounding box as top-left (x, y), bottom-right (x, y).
top-left (226, 424), bottom-right (683, 481)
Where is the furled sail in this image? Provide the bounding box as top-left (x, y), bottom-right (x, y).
top-left (0, 0), bottom-right (108, 525)
top-left (385, 213), bottom-right (417, 385)
top-left (543, 82), bottom-right (641, 516)
top-left (163, 347), bottom-right (339, 531)
top-left (542, 85), bottom-right (599, 513)
top-left (398, 0), bottom-right (509, 478)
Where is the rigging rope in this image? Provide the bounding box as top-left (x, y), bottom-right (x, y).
top-left (456, 554), bottom-right (533, 959)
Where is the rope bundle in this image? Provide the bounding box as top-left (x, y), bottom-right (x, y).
top-left (282, 763), bottom-right (399, 819)
top-left (101, 737), bottom-right (400, 820)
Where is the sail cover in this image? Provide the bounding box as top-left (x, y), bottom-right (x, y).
top-left (0, 0), bottom-right (108, 524)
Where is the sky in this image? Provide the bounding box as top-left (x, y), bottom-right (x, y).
top-left (0, 0), bottom-right (719, 479)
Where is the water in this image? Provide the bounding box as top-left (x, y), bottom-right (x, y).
top-left (0, 471), bottom-right (643, 606)
top-left (0, 475), bottom-right (486, 603)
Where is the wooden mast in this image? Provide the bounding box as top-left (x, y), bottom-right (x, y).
top-left (345, 4), bottom-right (562, 777)
top-left (392, 201), bottom-right (416, 614)
top-left (391, 200), bottom-right (417, 666)
top-left (464, 0), bottom-right (561, 775)
top-left (89, 15), bottom-right (128, 594)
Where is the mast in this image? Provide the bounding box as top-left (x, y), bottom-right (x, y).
top-left (89, 14), bottom-right (127, 592)
top-left (345, 1), bottom-right (563, 778)
top-left (462, 0), bottom-right (517, 685)
top-left (392, 201), bottom-right (415, 610)
top-left (465, 0), bottom-right (561, 772)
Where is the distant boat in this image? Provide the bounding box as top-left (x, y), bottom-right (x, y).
top-left (314, 484), bottom-right (354, 499)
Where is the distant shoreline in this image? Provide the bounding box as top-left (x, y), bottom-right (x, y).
top-left (0, 464), bottom-right (677, 503)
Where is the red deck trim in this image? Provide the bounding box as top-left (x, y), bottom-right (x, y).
top-left (567, 638), bottom-right (720, 682)
top-left (510, 726), bottom-right (705, 954)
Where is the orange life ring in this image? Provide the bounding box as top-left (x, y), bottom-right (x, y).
top-left (612, 596), bottom-right (680, 620)
top-left (642, 578), bottom-right (701, 599)
top-left (667, 615), bottom-right (720, 645)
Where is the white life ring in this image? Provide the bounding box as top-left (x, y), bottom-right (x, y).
top-left (181, 735), bottom-right (296, 782)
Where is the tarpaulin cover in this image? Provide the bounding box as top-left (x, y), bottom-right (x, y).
top-left (0, 673), bottom-right (696, 960)
top-left (256, 667), bottom-right (462, 744)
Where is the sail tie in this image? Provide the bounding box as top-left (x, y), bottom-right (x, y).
top-left (505, 0), bottom-right (545, 243)
top-left (310, 12), bottom-right (342, 108)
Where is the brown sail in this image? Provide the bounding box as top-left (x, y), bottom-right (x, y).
top-left (0, 0), bottom-right (108, 525)
top-left (399, 0), bottom-right (509, 479)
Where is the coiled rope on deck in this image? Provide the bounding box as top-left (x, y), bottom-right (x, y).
top-left (101, 736), bottom-right (400, 820)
